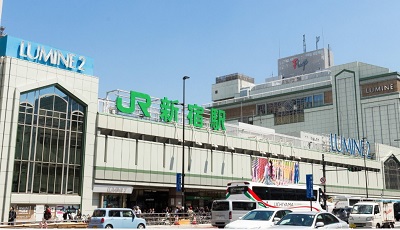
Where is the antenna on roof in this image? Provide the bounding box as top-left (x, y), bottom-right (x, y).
top-left (303, 34), bottom-right (306, 53)
top-left (0, 0), bottom-right (5, 37)
top-left (328, 44), bottom-right (331, 67)
top-left (316, 36), bottom-right (320, 50)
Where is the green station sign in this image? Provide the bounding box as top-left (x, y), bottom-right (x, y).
top-left (116, 90), bottom-right (226, 131)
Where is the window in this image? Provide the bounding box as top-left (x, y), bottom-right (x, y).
top-left (253, 186), bottom-right (269, 200)
top-left (93, 210), bottom-right (106, 217)
top-left (384, 156), bottom-right (400, 190)
top-left (211, 201), bottom-right (229, 211)
top-left (322, 213), bottom-right (339, 225)
top-left (122, 210), bottom-right (133, 217)
top-left (232, 202), bottom-right (256, 211)
top-left (374, 205), bottom-right (380, 214)
top-left (313, 94), bottom-right (324, 107)
top-left (257, 104), bottom-right (266, 115)
top-left (12, 85), bottom-right (85, 195)
top-left (109, 210), bottom-right (121, 217)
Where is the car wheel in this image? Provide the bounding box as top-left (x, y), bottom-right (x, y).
top-left (137, 223), bottom-right (145, 229)
top-left (105, 224), bottom-right (113, 229)
top-left (376, 223), bottom-right (380, 228)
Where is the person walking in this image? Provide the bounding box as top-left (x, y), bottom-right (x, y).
top-left (8, 206), bottom-right (16, 225)
top-left (134, 206), bottom-right (142, 217)
top-left (41, 205), bottom-right (51, 229)
top-left (187, 206), bottom-right (195, 223)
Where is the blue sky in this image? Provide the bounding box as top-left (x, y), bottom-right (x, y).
top-left (3, 1), bottom-right (400, 105)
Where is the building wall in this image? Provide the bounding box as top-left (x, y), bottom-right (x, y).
top-left (0, 56), bottom-right (99, 221)
top-left (93, 112), bottom-right (389, 214)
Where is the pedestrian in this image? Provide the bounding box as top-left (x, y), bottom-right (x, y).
top-left (134, 206), bottom-right (142, 217)
top-left (8, 206), bottom-right (16, 225)
top-left (77, 209), bottom-right (82, 220)
top-left (187, 206), bottom-right (194, 223)
top-left (41, 205), bottom-right (51, 229)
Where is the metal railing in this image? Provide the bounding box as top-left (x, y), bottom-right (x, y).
top-left (140, 212), bottom-right (211, 225)
top-left (0, 219), bottom-right (88, 228)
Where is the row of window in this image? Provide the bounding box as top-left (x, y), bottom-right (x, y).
top-left (12, 161), bottom-right (80, 194)
top-left (15, 125), bottom-right (83, 164)
top-left (256, 94), bottom-right (324, 116)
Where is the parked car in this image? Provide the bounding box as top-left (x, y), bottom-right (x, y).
top-left (224, 208), bottom-right (292, 229)
top-left (211, 199), bottom-right (261, 228)
top-left (332, 207), bottom-right (352, 223)
top-left (88, 208), bottom-right (146, 229)
top-left (272, 211), bottom-right (349, 228)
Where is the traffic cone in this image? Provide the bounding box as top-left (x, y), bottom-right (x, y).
top-left (192, 216), bottom-right (197, 225)
top-left (174, 216), bottom-right (180, 225)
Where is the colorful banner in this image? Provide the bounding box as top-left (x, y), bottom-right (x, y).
top-left (252, 157), bottom-right (299, 185)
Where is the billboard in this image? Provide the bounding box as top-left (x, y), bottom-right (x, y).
top-left (278, 48), bottom-right (333, 79)
top-left (252, 157), bottom-right (299, 185)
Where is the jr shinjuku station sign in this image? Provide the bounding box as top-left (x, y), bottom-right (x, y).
top-left (116, 90), bottom-right (227, 131)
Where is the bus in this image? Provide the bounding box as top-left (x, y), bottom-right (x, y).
top-left (226, 181), bottom-right (326, 211)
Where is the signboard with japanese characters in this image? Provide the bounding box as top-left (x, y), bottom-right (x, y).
top-left (115, 90), bottom-right (226, 131)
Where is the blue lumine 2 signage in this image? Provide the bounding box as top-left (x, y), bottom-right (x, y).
top-left (329, 133), bottom-right (371, 158)
top-left (0, 36), bottom-right (94, 75)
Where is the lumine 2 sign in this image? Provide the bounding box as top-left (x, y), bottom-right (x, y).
top-left (116, 90), bottom-right (226, 131)
top-left (19, 41), bottom-right (86, 72)
top-left (0, 36), bottom-right (94, 75)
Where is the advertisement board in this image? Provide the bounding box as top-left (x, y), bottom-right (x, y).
top-left (278, 48), bottom-right (333, 79)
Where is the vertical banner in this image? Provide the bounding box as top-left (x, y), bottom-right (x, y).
top-left (251, 156), bottom-right (299, 185)
top-left (176, 173), bottom-right (182, 192)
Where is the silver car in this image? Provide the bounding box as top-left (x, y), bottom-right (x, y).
top-left (273, 211), bottom-right (349, 228)
top-left (225, 208), bottom-right (292, 229)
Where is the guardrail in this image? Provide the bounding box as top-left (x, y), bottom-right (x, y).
top-left (0, 219), bottom-right (88, 228)
top-left (141, 212), bottom-right (211, 225)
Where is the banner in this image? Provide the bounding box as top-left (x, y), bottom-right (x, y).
top-left (252, 157), bottom-right (299, 185)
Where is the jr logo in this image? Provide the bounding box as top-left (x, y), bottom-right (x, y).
top-left (116, 91), bottom-right (151, 117)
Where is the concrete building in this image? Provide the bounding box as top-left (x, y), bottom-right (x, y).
top-left (0, 36), bottom-right (399, 222)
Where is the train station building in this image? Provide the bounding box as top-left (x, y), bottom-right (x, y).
top-left (0, 35), bottom-right (399, 222)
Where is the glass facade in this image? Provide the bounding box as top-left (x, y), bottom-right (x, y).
top-left (255, 93), bottom-right (324, 125)
top-left (384, 156), bottom-right (400, 190)
top-left (12, 85), bottom-right (85, 195)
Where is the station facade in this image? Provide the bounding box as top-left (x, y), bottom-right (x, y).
top-left (0, 36), bottom-right (399, 222)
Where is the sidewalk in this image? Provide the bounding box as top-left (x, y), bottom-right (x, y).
top-left (148, 223), bottom-right (214, 229)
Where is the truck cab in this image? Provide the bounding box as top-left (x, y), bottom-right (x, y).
top-left (348, 201), bottom-right (395, 228)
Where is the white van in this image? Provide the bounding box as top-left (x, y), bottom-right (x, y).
top-left (211, 200), bottom-right (260, 228)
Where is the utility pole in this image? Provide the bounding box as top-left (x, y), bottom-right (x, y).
top-left (322, 154), bottom-right (327, 209)
top-left (362, 137), bottom-right (368, 198)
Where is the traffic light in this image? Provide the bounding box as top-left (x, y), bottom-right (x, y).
top-left (348, 166), bottom-right (362, 172)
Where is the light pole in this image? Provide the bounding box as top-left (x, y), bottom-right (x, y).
top-left (181, 76), bottom-right (190, 209)
top-left (362, 137), bottom-right (368, 198)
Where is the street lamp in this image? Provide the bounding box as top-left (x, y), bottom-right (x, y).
top-left (181, 76), bottom-right (190, 209)
top-left (362, 137), bottom-right (368, 198)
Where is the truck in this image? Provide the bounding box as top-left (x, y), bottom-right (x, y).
top-left (348, 201), bottom-right (395, 228)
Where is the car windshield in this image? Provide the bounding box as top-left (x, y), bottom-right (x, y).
top-left (241, 210), bottom-right (274, 221)
top-left (351, 205), bottom-right (373, 214)
top-left (276, 213), bottom-right (315, 226)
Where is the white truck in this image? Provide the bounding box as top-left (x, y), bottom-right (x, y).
top-left (348, 201), bottom-right (395, 228)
